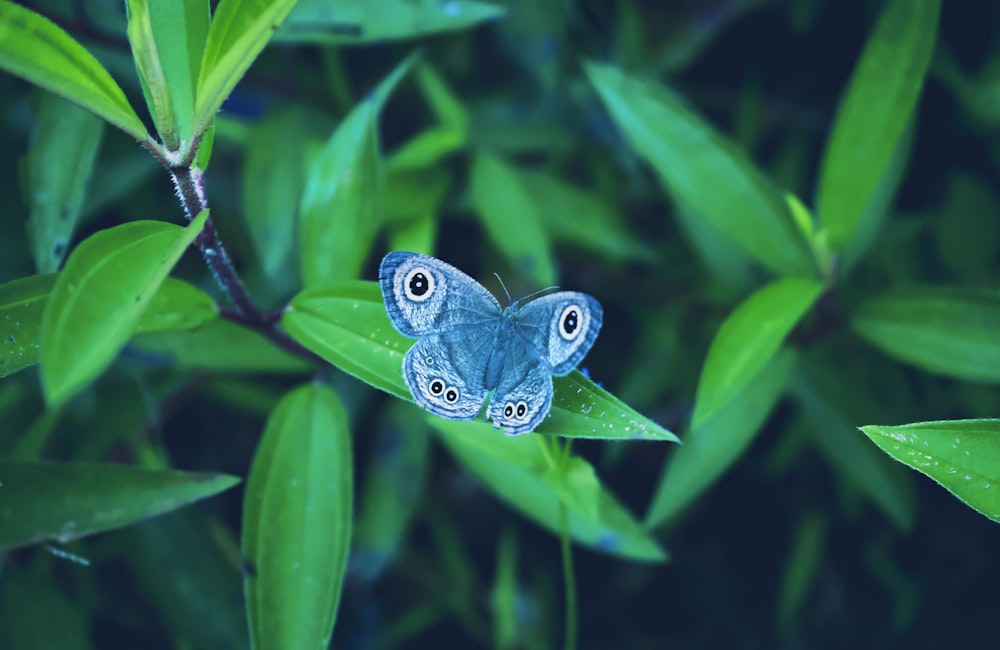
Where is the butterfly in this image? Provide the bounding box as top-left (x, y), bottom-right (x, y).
top-left (379, 251), bottom-right (603, 434)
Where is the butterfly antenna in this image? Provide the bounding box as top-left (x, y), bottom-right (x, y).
top-left (494, 273), bottom-right (514, 304)
top-left (513, 285), bottom-right (560, 307)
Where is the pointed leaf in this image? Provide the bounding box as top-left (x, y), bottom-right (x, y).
top-left (861, 419), bottom-right (1000, 523)
top-left (851, 286), bottom-right (1000, 383)
top-left (0, 1), bottom-right (147, 141)
top-left (40, 210), bottom-right (210, 406)
top-left (244, 383), bottom-right (353, 648)
top-left (0, 458), bottom-right (239, 552)
top-left (300, 55), bottom-right (415, 287)
top-left (126, 0), bottom-right (209, 149)
top-left (816, 0), bottom-right (940, 250)
top-left (470, 153), bottom-right (555, 287)
top-left (25, 91), bottom-right (105, 274)
top-left (585, 61), bottom-right (815, 277)
top-left (434, 419), bottom-right (667, 561)
top-left (195, 0), bottom-right (297, 137)
top-left (282, 282), bottom-right (678, 440)
top-left (692, 277), bottom-right (822, 427)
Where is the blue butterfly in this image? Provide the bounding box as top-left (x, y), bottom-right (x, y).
top-left (379, 252), bottom-right (603, 434)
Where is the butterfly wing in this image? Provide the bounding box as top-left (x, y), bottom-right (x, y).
top-left (403, 331), bottom-right (492, 420)
top-left (486, 355), bottom-right (554, 435)
top-left (380, 251), bottom-right (500, 337)
top-left (513, 291), bottom-right (603, 376)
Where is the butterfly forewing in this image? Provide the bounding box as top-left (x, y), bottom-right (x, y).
top-left (380, 251), bottom-right (500, 337)
top-left (513, 292), bottom-right (603, 375)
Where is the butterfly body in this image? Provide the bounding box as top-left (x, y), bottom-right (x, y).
top-left (379, 251), bottom-right (602, 434)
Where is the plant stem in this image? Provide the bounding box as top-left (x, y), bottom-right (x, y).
top-left (560, 500), bottom-right (577, 650)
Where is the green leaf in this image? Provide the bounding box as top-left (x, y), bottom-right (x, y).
top-left (816, 0), bottom-right (940, 251)
top-left (353, 402), bottom-right (431, 582)
top-left (135, 278), bottom-right (219, 333)
top-left (40, 210), bottom-right (210, 406)
top-left (243, 106), bottom-right (315, 285)
top-left (0, 559), bottom-right (91, 650)
top-left (851, 286), bottom-right (1000, 383)
top-left (0, 273), bottom-right (54, 379)
top-left (861, 419), bottom-right (1000, 523)
top-left (300, 55), bottom-right (415, 287)
top-left (792, 362), bottom-right (914, 531)
top-left (244, 383), bottom-right (353, 649)
top-left (283, 282), bottom-right (678, 440)
top-left (130, 319), bottom-right (310, 374)
top-left (433, 418), bottom-right (667, 562)
top-left (692, 277), bottom-right (823, 428)
top-left (646, 349), bottom-right (795, 528)
top-left (0, 458), bottom-right (239, 552)
top-left (25, 91), bottom-right (105, 274)
top-left (126, 0), bottom-right (209, 150)
top-left (195, 0), bottom-right (298, 138)
top-left (275, 0), bottom-right (506, 45)
top-left (518, 169), bottom-right (658, 264)
top-left (0, 275), bottom-right (215, 380)
top-left (585, 61), bottom-right (816, 277)
top-left (128, 512), bottom-right (249, 650)
top-left (282, 282), bottom-right (412, 400)
top-left (543, 455), bottom-right (602, 524)
top-left (470, 153), bottom-right (555, 287)
top-left (0, 1), bottom-right (147, 141)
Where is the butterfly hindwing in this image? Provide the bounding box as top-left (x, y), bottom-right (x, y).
top-left (513, 291), bottom-right (603, 376)
top-left (380, 251), bottom-right (500, 337)
top-left (403, 332), bottom-right (492, 420)
top-left (487, 355), bottom-right (554, 435)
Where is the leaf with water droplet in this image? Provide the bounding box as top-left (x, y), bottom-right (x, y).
top-left (861, 419), bottom-right (1000, 523)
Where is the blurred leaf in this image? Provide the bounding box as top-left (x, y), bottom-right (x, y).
top-left (130, 318), bottom-right (309, 373)
top-left (126, 0), bottom-right (209, 150)
top-left (195, 0), bottom-right (297, 138)
top-left (129, 511), bottom-right (248, 650)
top-left (585, 61), bottom-right (816, 277)
top-left (243, 106), bottom-right (315, 285)
top-left (353, 402), bottom-right (431, 583)
top-left (244, 383), bottom-right (353, 649)
top-left (470, 153), bottom-right (555, 286)
top-left (543, 455), bottom-right (602, 524)
top-left (283, 282), bottom-right (678, 440)
top-left (816, 0), bottom-right (940, 250)
top-left (490, 528), bottom-right (520, 650)
top-left (851, 286), bottom-right (1000, 383)
top-left (434, 418), bottom-right (668, 562)
top-left (861, 420), bottom-right (1000, 523)
top-left (775, 513), bottom-right (826, 635)
top-left (300, 55), bottom-right (415, 287)
top-left (0, 559), bottom-right (91, 650)
top-left (646, 349), bottom-right (795, 527)
top-left (25, 91), bottom-right (105, 274)
top-left (276, 0), bottom-right (506, 44)
top-left (0, 458), bottom-right (239, 552)
top-left (674, 203), bottom-right (758, 292)
top-left (519, 170), bottom-right (658, 264)
top-left (935, 172), bottom-right (1000, 282)
top-left (40, 210), bottom-right (209, 406)
top-left (388, 63), bottom-right (469, 171)
top-left (0, 1), bottom-right (148, 141)
top-left (793, 361), bottom-right (915, 531)
top-left (692, 277), bottom-right (822, 428)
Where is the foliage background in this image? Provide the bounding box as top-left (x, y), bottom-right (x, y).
top-left (2, 0), bottom-right (1000, 648)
